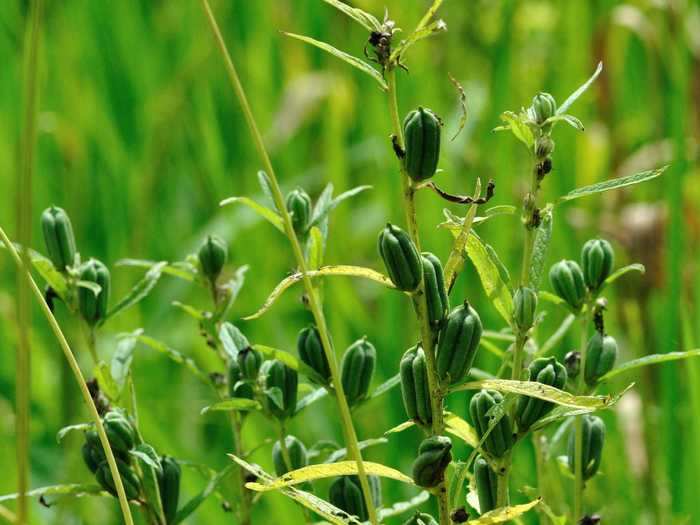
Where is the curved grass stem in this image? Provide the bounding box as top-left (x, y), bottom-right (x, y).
top-left (0, 227), bottom-right (135, 525)
top-left (197, 2), bottom-right (378, 523)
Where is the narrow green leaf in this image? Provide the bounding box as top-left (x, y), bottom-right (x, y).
top-left (324, 438), bottom-right (388, 464)
top-left (497, 111), bottom-right (534, 149)
top-left (391, 17), bottom-right (447, 62)
top-left (116, 259), bottom-right (196, 282)
top-left (134, 449), bottom-right (165, 523)
top-left (173, 465), bottom-right (236, 524)
top-left (172, 301), bottom-right (206, 320)
top-left (243, 460), bottom-right (413, 491)
top-left (284, 33), bottom-right (388, 90)
top-left (219, 196), bottom-right (284, 232)
top-left (245, 265), bottom-right (395, 320)
top-left (56, 423), bottom-right (90, 443)
top-left (370, 373), bottom-right (401, 400)
top-left (25, 247), bottom-right (68, 298)
top-left (528, 206), bottom-right (553, 291)
top-left (557, 61), bottom-right (603, 115)
top-left (257, 170), bottom-right (277, 208)
top-left (200, 398), bottom-right (261, 414)
top-left (557, 166), bottom-right (668, 204)
top-left (213, 265), bottom-right (249, 322)
top-left (415, 0), bottom-right (444, 33)
top-left (105, 262), bottom-right (166, 322)
top-left (93, 362), bottom-right (120, 401)
top-left (321, 0), bottom-right (382, 32)
top-left (599, 349), bottom-right (700, 382)
top-left (384, 420), bottom-right (415, 435)
top-left (219, 322), bottom-right (251, 360)
top-left (466, 232), bottom-right (513, 324)
top-left (0, 484), bottom-right (106, 504)
top-left (307, 226), bottom-right (324, 270)
top-left (536, 313), bottom-right (576, 358)
top-left (295, 386), bottom-right (329, 414)
top-left (75, 280), bottom-right (102, 296)
top-left (111, 331), bottom-right (141, 395)
top-left (545, 113), bottom-right (584, 131)
top-left (133, 334), bottom-right (211, 385)
top-left (602, 263), bottom-right (645, 288)
top-left (378, 491), bottom-right (431, 520)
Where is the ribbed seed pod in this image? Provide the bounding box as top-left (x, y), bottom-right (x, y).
top-left (567, 415), bottom-right (605, 480)
top-left (297, 325), bottom-right (331, 384)
top-left (272, 435), bottom-right (308, 476)
top-left (403, 107), bottom-right (441, 182)
top-left (82, 442), bottom-right (101, 474)
top-left (82, 429), bottom-right (130, 470)
top-left (285, 188), bottom-right (312, 237)
top-left (400, 345), bottom-right (432, 427)
top-left (237, 347), bottom-right (263, 380)
top-left (515, 357), bottom-right (568, 431)
top-left (41, 206), bottom-right (76, 271)
top-left (403, 512), bottom-right (439, 525)
top-left (78, 258), bottom-right (110, 326)
top-left (436, 303), bottom-right (483, 385)
top-left (95, 458), bottom-right (141, 500)
top-left (159, 456), bottom-right (181, 524)
top-left (474, 455), bottom-right (497, 515)
top-left (411, 436), bottom-right (452, 488)
top-left (198, 235), bottom-right (227, 282)
top-left (421, 252), bottom-right (449, 327)
top-left (103, 411), bottom-right (136, 455)
top-left (340, 338), bottom-right (376, 407)
top-left (378, 224), bottom-right (422, 292)
top-left (531, 92), bottom-right (557, 124)
top-left (469, 390), bottom-right (514, 458)
top-left (584, 332), bottom-right (618, 385)
top-left (136, 443), bottom-right (163, 480)
top-left (328, 476), bottom-right (381, 522)
top-left (581, 239), bottom-right (614, 292)
top-left (261, 359), bottom-right (298, 420)
top-left (549, 260), bottom-right (586, 311)
top-left (513, 287), bottom-right (538, 332)
top-left (228, 360), bottom-right (255, 400)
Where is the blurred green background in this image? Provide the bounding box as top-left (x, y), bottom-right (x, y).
top-left (1, 0), bottom-right (699, 523)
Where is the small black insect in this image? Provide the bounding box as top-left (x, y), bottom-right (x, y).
top-left (363, 11), bottom-right (406, 73)
top-left (536, 157), bottom-right (553, 179)
top-left (579, 514), bottom-right (602, 525)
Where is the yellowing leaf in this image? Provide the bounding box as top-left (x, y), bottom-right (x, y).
top-left (444, 412), bottom-right (478, 447)
top-left (245, 265), bottom-right (395, 320)
top-left (241, 460), bottom-right (413, 491)
top-left (468, 499), bottom-right (541, 524)
top-left (466, 232), bottom-right (513, 324)
top-left (384, 420), bottom-right (416, 435)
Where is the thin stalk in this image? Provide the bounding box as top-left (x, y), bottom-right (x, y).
top-left (232, 414), bottom-right (251, 525)
top-left (573, 311), bottom-right (591, 522)
top-left (277, 425), bottom-right (311, 525)
top-left (0, 227), bottom-right (135, 525)
top-left (495, 460), bottom-right (511, 508)
top-left (86, 326), bottom-right (99, 365)
top-left (386, 68), bottom-right (449, 525)
top-left (16, 0), bottom-right (44, 521)
top-left (443, 179), bottom-right (482, 293)
top-left (197, 3), bottom-right (378, 523)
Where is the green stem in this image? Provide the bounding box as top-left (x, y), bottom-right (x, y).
top-left (496, 460), bottom-right (511, 508)
top-left (573, 310), bottom-right (591, 522)
top-left (232, 414), bottom-right (251, 525)
top-left (197, 3), bottom-right (378, 523)
top-left (443, 179), bottom-right (482, 293)
top-left (86, 326), bottom-right (99, 365)
top-left (16, 1), bottom-right (44, 521)
top-left (0, 227), bottom-right (135, 525)
top-left (386, 68), bottom-right (449, 525)
top-left (278, 425), bottom-right (311, 525)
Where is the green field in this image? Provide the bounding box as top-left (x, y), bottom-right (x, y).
top-left (1, 1), bottom-right (699, 524)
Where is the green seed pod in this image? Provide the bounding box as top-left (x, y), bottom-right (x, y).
top-left (297, 325), bottom-right (331, 384)
top-left (473, 455), bottom-right (497, 515)
top-left (272, 435), bottom-right (308, 476)
top-left (403, 107), bottom-right (441, 182)
top-left (227, 360), bottom-right (255, 399)
top-left (198, 235), bottom-right (227, 283)
top-left (95, 458), bottom-right (141, 500)
top-left (400, 345), bottom-right (432, 427)
top-left (535, 135), bottom-right (555, 160)
top-left (159, 456), bottom-right (181, 524)
top-left (469, 390), bottom-right (514, 458)
top-left (515, 357), bottom-right (568, 431)
top-left (237, 347), bottom-right (263, 380)
top-left (261, 359), bottom-right (298, 419)
top-left (403, 512), bottom-right (439, 525)
top-left (567, 415), bottom-right (605, 481)
top-left (328, 476), bottom-right (381, 522)
top-left (82, 442), bottom-right (101, 474)
top-left (581, 238), bottom-right (614, 292)
top-left (78, 258), bottom-right (110, 326)
top-left (83, 429), bottom-right (131, 469)
top-left (421, 253), bottom-right (449, 327)
top-left (41, 206), bottom-right (77, 272)
top-left (136, 443), bottom-right (163, 480)
top-left (531, 92), bottom-right (557, 124)
top-left (584, 332), bottom-right (618, 385)
top-left (411, 436), bottom-right (452, 488)
top-left (103, 411), bottom-right (136, 454)
top-left (512, 286), bottom-right (538, 332)
top-left (340, 338), bottom-right (376, 407)
top-left (378, 224), bottom-right (422, 292)
top-left (549, 260), bottom-right (586, 311)
top-left (436, 302), bottom-right (483, 385)
top-left (285, 188), bottom-right (312, 237)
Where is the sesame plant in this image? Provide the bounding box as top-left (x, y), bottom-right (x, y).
top-left (4, 1), bottom-right (700, 525)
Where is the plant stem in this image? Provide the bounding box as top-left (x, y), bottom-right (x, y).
top-left (197, 3), bottom-right (378, 523)
top-left (232, 414), bottom-right (251, 525)
top-left (386, 68), bottom-right (450, 525)
top-left (496, 459), bottom-right (511, 508)
top-left (443, 179), bottom-right (481, 293)
top-left (573, 311), bottom-right (591, 522)
top-left (0, 227), bottom-right (135, 525)
top-left (16, 1), bottom-right (44, 522)
top-left (277, 425), bottom-right (311, 525)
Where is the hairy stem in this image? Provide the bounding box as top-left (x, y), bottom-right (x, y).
top-left (197, 3), bottom-right (378, 523)
top-left (0, 227), bottom-right (135, 525)
top-left (386, 68), bottom-right (450, 525)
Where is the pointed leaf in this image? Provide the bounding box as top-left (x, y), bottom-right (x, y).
top-left (257, 170), bottom-right (277, 208)
top-left (245, 265), bottom-right (395, 320)
top-left (602, 263), bottom-right (645, 287)
top-left (557, 61), bottom-right (603, 115)
top-left (557, 166), bottom-right (667, 204)
top-left (444, 412), bottom-right (478, 447)
top-left (321, 0), bottom-right (382, 32)
top-left (324, 438), bottom-right (388, 464)
top-left (545, 114), bottom-right (584, 131)
top-left (219, 196), bottom-right (284, 232)
top-left (284, 33), bottom-right (387, 90)
top-left (173, 465), bottom-right (236, 524)
top-left (0, 484), bottom-right (107, 505)
top-left (172, 301), bottom-right (206, 320)
top-left (378, 491), bottom-right (431, 519)
top-left (116, 259), bottom-right (196, 282)
top-left (309, 185), bottom-right (371, 230)
top-left (528, 206), bottom-right (553, 291)
top-left (599, 349), bottom-right (700, 382)
top-left (467, 499), bottom-right (541, 524)
top-left (295, 386), bottom-right (329, 414)
top-left (105, 262), bottom-right (166, 322)
top-left (132, 334), bottom-right (211, 385)
top-left (497, 111), bottom-right (534, 149)
top-left (56, 423), bottom-right (90, 443)
top-left (93, 362), bottom-right (119, 401)
top-left (466, 232), bottom-right (513, 324)
top-left (111, 331), bottom-right (141, 395)
top-left (219, 322), bottom-right (251, 360)
top-left (200, 398), bottom-right (261, 414)
top-left (384, 420), bottom-right (415, 435)
top-left (213, 265), bottom-right (249, 322)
